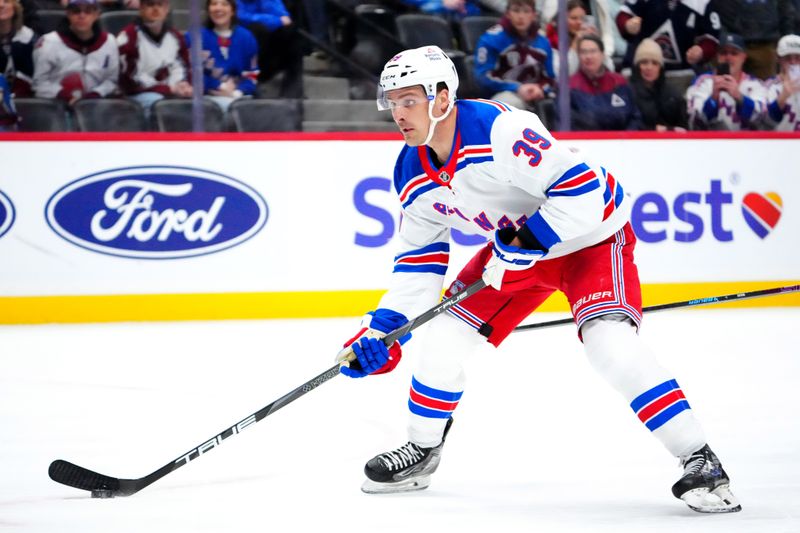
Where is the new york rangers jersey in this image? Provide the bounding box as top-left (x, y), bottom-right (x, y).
top-left (686, 72), bottom-right (767, 130)
top-left (765, 78), bottom-right (800, 132)
top-left (378, 99), bottom-right (631, 319)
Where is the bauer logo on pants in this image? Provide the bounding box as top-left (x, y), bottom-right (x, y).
top-left (45, 166), bottom-right (268, 259)
top-left (0, 189), bottom-right (14, 239)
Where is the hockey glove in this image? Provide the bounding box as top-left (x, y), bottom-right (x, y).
top-left (482, 227), bottom-right (545, 291)
top-left (338, 308), bottom-right (411, 378)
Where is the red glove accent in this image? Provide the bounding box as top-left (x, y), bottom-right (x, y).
top-left (57, 72), bottom-right (85, 102)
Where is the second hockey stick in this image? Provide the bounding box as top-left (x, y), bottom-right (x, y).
top-left (513, 284), bottom-right (799, 333)
top-left (48, 278), bottom-right (487, 498)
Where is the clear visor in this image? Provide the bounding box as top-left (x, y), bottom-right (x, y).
top-left (376, 86), bottom-right (434, 111)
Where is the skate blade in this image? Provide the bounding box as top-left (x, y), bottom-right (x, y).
top-left (361, 475), bottom-right (431, 494)
top-left (680, 484), bottom-right (742, 513)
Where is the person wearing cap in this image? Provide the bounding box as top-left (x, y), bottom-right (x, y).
top-left (763, 34), bottom-right (800, 130)
top-left (686, 32), bottom-right (766, 130)
top-left (569, 33), bottom-right (642, 130)
top-left (117, 0), bottom-right (193, 117)
top-left (32, 0), bottom-right (119, 105)
top-left (714, 0), bottom-right (796, 80)
top-left (629, 38), bottom-right (687, 131)
top-left (335, 44), bottom-right (741, 515)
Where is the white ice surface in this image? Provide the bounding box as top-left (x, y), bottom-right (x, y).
top-left (0, 308), bottom-right (798, 533)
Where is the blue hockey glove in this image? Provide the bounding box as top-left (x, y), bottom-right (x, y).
top-left (338, 309), bottom-right (411, 378)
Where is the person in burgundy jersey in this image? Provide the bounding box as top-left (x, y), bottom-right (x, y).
top-left (335, 44), bottom-right (741, 514)
top-left (569, 34), bottom-right (642, 130)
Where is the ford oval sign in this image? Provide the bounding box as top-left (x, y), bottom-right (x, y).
top-left (45, 166), bottom-right (268, 259)
top-left (0, 189), bottom-right (15, 239)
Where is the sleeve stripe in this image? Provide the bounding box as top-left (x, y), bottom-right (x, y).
top-left (547, 164), bottom-right (601, 198)
top-left (395, 252), bottom-right (449, 265)
top-left (394, 242), bottom-right (449, 274)
top-left (548, 179), bottom-right (600, 197)
top-left (395, 242), bottom-right (449, 260)
top-left (394, 264), bottom-right (448, 274)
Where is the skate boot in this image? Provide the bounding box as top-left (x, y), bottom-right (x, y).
top-left (361, 418), bottom-right (453, 494)
top-left (671, 444), bottom-right (741, 513)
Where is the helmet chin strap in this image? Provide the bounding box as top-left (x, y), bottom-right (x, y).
top-left (421, 98), bottom-right (454, 146)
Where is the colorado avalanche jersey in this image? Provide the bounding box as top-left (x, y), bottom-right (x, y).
top-left (378, 99), bottom-right (631, 319)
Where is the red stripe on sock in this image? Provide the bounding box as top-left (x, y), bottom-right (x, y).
top-left (637, 389), bottom-right (686, 423)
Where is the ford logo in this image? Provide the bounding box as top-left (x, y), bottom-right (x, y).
top-left (45, 166), bottom-right (268, 259)
top-left (0, 189), bottom-right (15, 239)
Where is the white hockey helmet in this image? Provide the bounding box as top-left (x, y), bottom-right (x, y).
top-left (377, 45), bottom-right (459, 108)
top-left (377, 46), bottom-right (459, 144)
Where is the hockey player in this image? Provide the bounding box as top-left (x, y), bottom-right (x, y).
top-left (337, 45), bottom-right (741, 514)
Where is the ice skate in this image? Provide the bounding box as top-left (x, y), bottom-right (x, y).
top-left (672, 444), bottom-right (741, 513)
top-left (361, 418), bottom-right (453, 494)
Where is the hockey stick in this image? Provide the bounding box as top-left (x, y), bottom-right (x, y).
top-left (48, 279), bottom-right (487, 498)
top-left (514, 284), bottom-right (800, 333)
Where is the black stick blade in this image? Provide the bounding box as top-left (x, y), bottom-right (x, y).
top-left (49, 460), bottom-right (122, 494)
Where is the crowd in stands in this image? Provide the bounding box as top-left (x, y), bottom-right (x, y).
top-left (1, 0), bottom-right (799, 131)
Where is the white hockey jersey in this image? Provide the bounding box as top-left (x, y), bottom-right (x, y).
top-left (32, 29), bottom-right (119, 99)
top-left (686, 73), bottom-right (767, 130)
top-left (378, 99), bottom-right (631, 319)
top-left (764, 77), bottom-right (800, 131)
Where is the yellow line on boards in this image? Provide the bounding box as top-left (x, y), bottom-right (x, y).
top-left (1, 281), bottom-right (798, 325)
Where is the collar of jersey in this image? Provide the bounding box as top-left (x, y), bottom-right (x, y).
top-left (417, 129), bottom-right (462, 188)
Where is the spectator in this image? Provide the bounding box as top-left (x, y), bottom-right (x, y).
top-left (546, 0), bottom-right (612, 75)
top-left (540, 0), bottom-right (616, 59)
top-left (117, 0), bottom-right (193, 117)
top-left (686, 32), bottom-right (766, 130)
top-left (569, 33), bottom-right (641, 130)
top-left (400, 0), bottom-right (482, 20)
top-left (0, 73), bottom-right (17, 130)
top-left (32, 0), bottom-right (119, 105)
top-left (186, 0), bottom-right (259, 112)
top-left (763, 34), bottom-right (800, 130)
top-left (0, 0), bottom-right (36, 97)
top-left (629, 38), bottom-right (687, 131)
top-left (616, 0), bottom-right (721, 71)
top-left (474, 0), bottom-right (555, 109)
top-left (237, 0), bottom-right (303, 97)
top-left (713, 0), bottom-right (796, 79)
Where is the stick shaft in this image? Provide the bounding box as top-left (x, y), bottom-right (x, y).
top-left (49, 280), bottom-right (487, 496)
top-left (513, 284), bottom-right (799, 332)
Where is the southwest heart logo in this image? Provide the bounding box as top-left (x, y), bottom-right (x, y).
top-left (741, 192), bottom-right (782, 239)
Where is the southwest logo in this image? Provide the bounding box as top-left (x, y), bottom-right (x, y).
top-left (45, 166), bottom-right (268, 259)
top-left (0, 189), bottom-right (14, 239)
top-left (741, 192), bottom-right (782, 239)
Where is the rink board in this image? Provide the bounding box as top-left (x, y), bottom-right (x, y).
top-left (0, 132), bottom-right (798, 323)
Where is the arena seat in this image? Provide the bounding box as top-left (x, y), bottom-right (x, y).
top-left (14, 98), bottom-right (70, 132)
top-left (229, 99), bottom-right (301, 132)
top-left (73, 99), bottom-right (147, 132)
top-left (152, 98), bottom-right (225, 132)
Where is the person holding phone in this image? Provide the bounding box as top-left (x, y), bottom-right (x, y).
top-left (764, 34), bottom-right (800, 131)
top-left (685, 32), bottom-right (767, 130)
